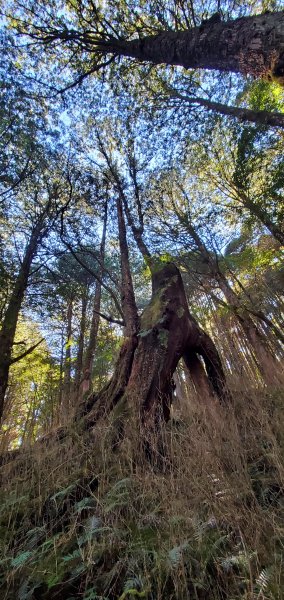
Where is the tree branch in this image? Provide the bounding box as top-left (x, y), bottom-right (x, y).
top-left (10, 338), bottom-right (45, 365)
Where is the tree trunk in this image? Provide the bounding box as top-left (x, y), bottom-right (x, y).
top-left (80, 282), bottom-right (101, 396)
top-left (173, 94), bottom-right (284, 129)
top-left (183, 353), bottom-right (212, 401)
top-left (75, 156), bottom-right (227, 459)
top-left (116, 194), bottom-right (139, 336)
top-left (0, 227), bottom-right (42, 423)
top-left (62, 299), bottom-right (73, 419)
top-left (58, 326), bottom-right (65, 417)
top-left (239, 192), bottom-right (284, 246)
top-left (177, 208), bottom-right (282, 371)
top-left (94, 11), bottom-right (284, 84)
top-left (84, 263), bottom-right (228, 459)
top-left (81, 202), bottom-right (108, 396)
top-left (73, 292), bottom-right (88, 402)
top-left (215, 277), bottom-right (282, 376)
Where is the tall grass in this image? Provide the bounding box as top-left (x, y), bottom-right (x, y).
top-left (0, 381), bottom-right (284, 599)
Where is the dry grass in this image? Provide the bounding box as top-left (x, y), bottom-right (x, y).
top-left (0, 382), bottom-right (284, 600)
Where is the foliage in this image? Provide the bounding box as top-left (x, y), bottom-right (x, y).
top-left (0, 1), bottom-right (284, 598)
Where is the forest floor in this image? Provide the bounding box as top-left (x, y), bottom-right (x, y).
top-left (1, 384), bottom-right (284, 600)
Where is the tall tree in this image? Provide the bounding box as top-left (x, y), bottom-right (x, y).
top-left (0, 198), bottom-right (56, 422)
top-left (12, 8), bottom-right (284, 85)
top-left (79, 131), bottom-right (228, 460)
top-left (0, 155), bottom-right (77, 423)
top-left (81, 201), bottom-right (108, 397)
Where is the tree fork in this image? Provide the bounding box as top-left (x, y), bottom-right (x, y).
top-left (84, 263), bottom-right (228, 442)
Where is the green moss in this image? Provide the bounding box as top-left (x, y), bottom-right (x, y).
top-left (140, 263), bottom-right (178, 331)
top-left (140, 292), bottom-right (165, 331)
top-left (158, 330), bottom-right (169, 348)
top-left (176, 306), bottom-right (185, 318)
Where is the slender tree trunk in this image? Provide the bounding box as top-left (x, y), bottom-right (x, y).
top-left (116, 194), bottom-right (139, 336)
top-left (80, 282), bottom-right (101, 396)
top-left (239, 192), bottom-right (284, 245)
top-left (78, 195), bottom-right (140, 421)
top-left (91, 11), bottom-right (284, 84)
top-left (58, 325), bottom-right (65, 416)
top-left (173, 94), bottom-right (284, 128)
top-left (81, 203), bottom-right (108, 396)
top-left (178, 210), bottom-right (282, 370)
top-left (216, 277), bottom-right (281, 375)
top-left (62, 298), bottom-right (73, 418)
top-left (73, 291), bottom-right (88, 402)
top-left (0, 227), bottom-right (42, 423)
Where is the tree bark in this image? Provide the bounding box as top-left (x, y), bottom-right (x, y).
top-left (171, 94), bottom-right (284, 129)
top-left (80, 202), bottom-right (108, 396)
top-left (90, 12), bottom-right (284, 83)
top-left (84, 263), bottom-right (228, 460)
top-left (73, 291), bottom-right (88, 401)
top-left (0, 224), bottom-right (43, 423)
top-left (116, 194), bottom-right (139, 336)
top-left (238, 191), bottom-right (284, 245)
top-left (39, 11), bottom-right (284, 85)
top-left (61, 298), bottom-right (73, 418)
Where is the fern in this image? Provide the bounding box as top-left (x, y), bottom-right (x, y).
top-left (167, 541), bottom-right (190, 568)
top-left (11, 550), bottom-right (34, 568)
top-left (256, 568), bottom-right (270, 591)
top-left (74, 497), bottom-right (96, 513)
top-left (221, 550), bottom-right (256, 573)
top-left (25, 526), bottom-right (46, 549)
top-left (118, 589), bottom-right (149, 599)
top-left (62, 549), bottom-right (81, 563)
top-left (50, 483), bottom-right (77, 502)
top-left (104, 478), bottom-right (133, 512)
top-left (77, 517), bottom-right (110, 546)
top-left (18, 580), bottom-right (42, 600)
top-left (83, 588), bottom-right (98, 599)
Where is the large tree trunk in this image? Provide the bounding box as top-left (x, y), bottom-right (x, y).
top-left (84, 263), bottom-right (227, 459)
top-left (93, 11), bottom-right (284, 84)
top-left (75, 152), bottom-right (227, 458)
top-left (41, 11), bottom-right (284, 85)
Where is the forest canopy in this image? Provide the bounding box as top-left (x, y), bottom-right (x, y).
top-left (0, 1), bottom-right (284, 599)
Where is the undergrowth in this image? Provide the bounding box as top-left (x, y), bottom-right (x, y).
top-left (0, 387), bottom-right (284, 599)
